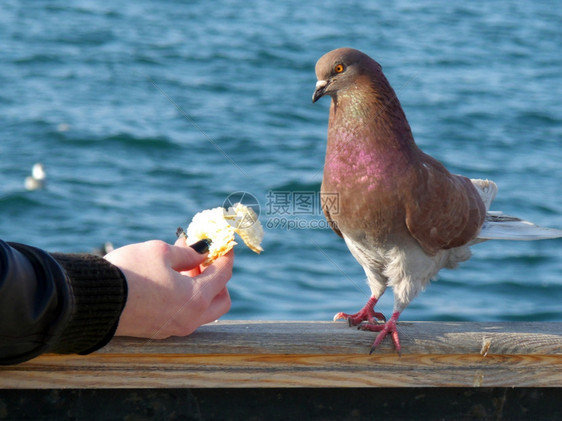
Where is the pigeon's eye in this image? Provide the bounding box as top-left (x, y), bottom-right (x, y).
top-left (334, 64), bottom-right (345, 74)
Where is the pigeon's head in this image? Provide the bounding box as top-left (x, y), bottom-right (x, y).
top-left (312, 47), bottom-right (382, 103)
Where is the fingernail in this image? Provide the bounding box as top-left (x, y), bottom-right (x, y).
top-left (190, 238), bottom-right (212, 254)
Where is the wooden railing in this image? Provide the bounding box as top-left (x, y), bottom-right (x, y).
top-left (2, 320), bottom-right (561, 388)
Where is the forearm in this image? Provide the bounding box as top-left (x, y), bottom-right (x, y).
top-left (0, 241), bottom-right (127, 365)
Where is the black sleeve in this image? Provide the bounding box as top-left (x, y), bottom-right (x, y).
top-left (0, 240), bottom-right (127, 365)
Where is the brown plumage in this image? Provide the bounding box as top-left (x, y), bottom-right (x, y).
top-left (314, 48), bottom-right (562, 354)
top-left (313, 47), bottom-right (496, 354)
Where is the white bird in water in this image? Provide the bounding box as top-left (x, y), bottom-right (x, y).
top-left (24, 163), bottom-right (47, 191)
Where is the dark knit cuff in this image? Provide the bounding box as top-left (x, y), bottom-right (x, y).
top-left (48, 253), bottom-right (128, 355)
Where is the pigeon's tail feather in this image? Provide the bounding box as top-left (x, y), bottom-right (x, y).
top-left (470, 180), bottom-right (562, 241)
top-left (477, 211), bottom-right (562, 241)
top-left (470, 179), bottom-right (498, 211)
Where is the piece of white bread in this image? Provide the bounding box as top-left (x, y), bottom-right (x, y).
top-left (186, 203), bottom-right (263, 264)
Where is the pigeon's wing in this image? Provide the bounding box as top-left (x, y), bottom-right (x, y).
top-left (404, 156), bottom-right (486, 256)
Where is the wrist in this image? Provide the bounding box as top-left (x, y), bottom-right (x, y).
top-left (49, 253), bottom-right (128, 354)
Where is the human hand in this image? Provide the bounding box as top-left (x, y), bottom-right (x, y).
top-left (105, 238), bottom-right (233, 339)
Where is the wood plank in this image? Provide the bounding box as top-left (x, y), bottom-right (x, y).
top-left (1, 321), bottom-right (561, 388)
top-left (101, 320), bottom-right (562, 355)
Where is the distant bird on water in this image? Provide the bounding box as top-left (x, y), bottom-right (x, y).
top-left (24, 163), bottom-right (46, 191)
top-left (92, 242), bottom-right (115, 257)
top-left (312, 47), bottom-right (562, 355)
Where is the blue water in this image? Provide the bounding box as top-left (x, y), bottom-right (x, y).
top-left (1, 1), bottom-right (561, 323)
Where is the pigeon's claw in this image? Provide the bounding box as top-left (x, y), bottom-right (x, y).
top-left (333, 311), bottom-right (353, 326)
top-left (359, 311), bottom-right (401, 355)
top-left (333, 296), bottom-right (386, 326)
top-left (333, 310), bottom-right (386, 326)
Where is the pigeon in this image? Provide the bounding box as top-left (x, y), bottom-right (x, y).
top-left (312, 47), bottom-right (562, 355)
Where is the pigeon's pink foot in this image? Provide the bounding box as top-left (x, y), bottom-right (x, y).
top-left (333, 296), bottom-right (386, 327)
top-left (359, 311), bottom-right (401, 355)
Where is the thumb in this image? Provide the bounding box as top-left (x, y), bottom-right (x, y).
top-left (168, 239), bottom-right (210, 271)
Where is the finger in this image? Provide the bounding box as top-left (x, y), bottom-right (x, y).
top-left (193, 251), bottom-right (234, 301)
top-left (174, 237), bottom-right (187, 247)
top-left (166, 244), bottom-right (207, 272)
top-left (196, 287), bottom-right (232, 326)
top-left (183, 265), bottom-right (202, 277)
top-left (180, 247), bottom-right (234, 277)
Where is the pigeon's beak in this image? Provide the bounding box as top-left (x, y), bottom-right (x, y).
top-left (312, 80), bottom-right (328, 103)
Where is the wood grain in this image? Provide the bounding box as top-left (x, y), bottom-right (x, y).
top-left (1, 321), bottom-right (561, 388)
